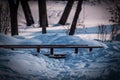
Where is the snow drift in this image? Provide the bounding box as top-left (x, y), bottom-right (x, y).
top-left (0, 33), bottom-right (120, 80)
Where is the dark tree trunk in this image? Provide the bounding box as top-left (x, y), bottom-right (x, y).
top-left (58, 0), bottom-right (74, 25)
top-left (69, 0), bottom-right (83, 35)
top-left (0, 1), bottom-right (10, 34)
top-left (8, 0), bottom-right (19, 36)
top-left (38, 0), bottom-right (48, 34)
top-left (20, 0), bottom-right (34, 26)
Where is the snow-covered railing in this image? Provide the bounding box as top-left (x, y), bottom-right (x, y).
top-left (0, 45), bottom-right (103, 55)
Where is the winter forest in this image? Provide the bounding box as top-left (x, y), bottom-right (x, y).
top-left (0, 0), bottom-right (120, 80)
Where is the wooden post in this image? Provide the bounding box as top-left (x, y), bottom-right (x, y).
top-left (75, 48), bottom-right (78, 54)
top-left (11, 48), bottom-right (14, 50)
top-left (50, 48), bottom-right (54, 55)
top-left (37, 47), bottom-right (40, 53)
top-left (89, 48), bottom-right (93, 52)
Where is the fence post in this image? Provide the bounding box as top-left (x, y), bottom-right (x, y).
top-left (75, 48), bottom-right (78, 54)
top-left (50, 48), bottom-right (54, 55)
top-left (37, 47), bottom-right (40, 53)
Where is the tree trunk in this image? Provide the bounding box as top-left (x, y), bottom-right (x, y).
top-left (69, 0), bottom-right (83, 35)
top-left (38, 0), bottom-right (48, 34)
top-left (58, 0), bottom-right (74, 25)
top-left (0, 1), bottom-right (10, 34)
top-left (8, 0), bottom-right (19, 36)
top-left (20, 0), bottom-right (34, 26)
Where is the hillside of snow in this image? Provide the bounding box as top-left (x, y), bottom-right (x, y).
top-left (0, 1), bottom-right (120, 80)
top-left (0, 33), bottom-right (120, 80)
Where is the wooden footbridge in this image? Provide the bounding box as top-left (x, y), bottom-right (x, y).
top-left (0, 45), bottom-right (103, 58)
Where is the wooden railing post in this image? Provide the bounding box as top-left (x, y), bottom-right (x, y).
top-left (11, 48), bottom-right (14, 50)
top-left (75, 48), bottom-right (78, 54)
top-left (89, 48), bottom-right (93, 52)
top-left (50, 48), bottom-right (54, 55)
top-left (37, 47), bottom-right (40, 53)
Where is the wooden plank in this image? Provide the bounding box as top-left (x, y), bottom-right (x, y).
top-left (48, 54), bottom-right (66, 59)
top-left (0, 45), bottom-right (103, 48)
top-left (0, 45), bottom-right (103, 49)
top-left (0, 45), bottom-right (103, 55)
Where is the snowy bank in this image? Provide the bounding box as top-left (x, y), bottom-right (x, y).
top-left (0, 33), bottom-right (120, 80)
top-left (0, 33), bottom-right (42, 45)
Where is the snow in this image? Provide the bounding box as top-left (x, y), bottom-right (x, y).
top-left (0, 33), bottom-right (42, 45)
top-left (0, 1), bottom-right (120, 80)
top-left (0, 33), bottom-right (120, 80)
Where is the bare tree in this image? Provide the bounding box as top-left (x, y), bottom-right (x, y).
top-left (8, 0), bottom-right (19, 36)
top-left (98, 25), bottom-right (108, 41)
top-left (69, 0), bottom-right (83, 35)
top-left (108, 0), bottom-right (120, 40)
top-left (38, 0), bottom-right (48, 34)
top-left (0, 1), bottom-right (10, 34)
top-left (20, 0), bottom-right (34, 26)
top-left (58, 0), bottom-right (74, 25)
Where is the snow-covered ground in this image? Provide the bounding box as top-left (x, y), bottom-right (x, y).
top-left (0, 33), bottom-right (120, 80)
top-left (0, 1), bottom-right (120, 80)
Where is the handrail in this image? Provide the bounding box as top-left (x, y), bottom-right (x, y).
top-left (0, 45), bottom-right (104, 54)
